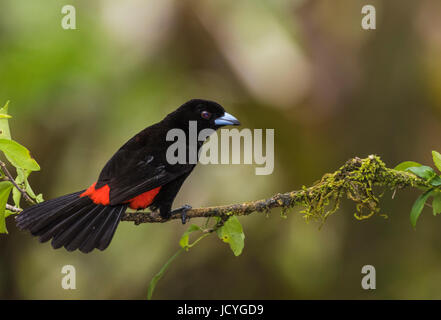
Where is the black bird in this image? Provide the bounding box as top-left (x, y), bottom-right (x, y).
top-left (16, 99), bottom-right (240, 253)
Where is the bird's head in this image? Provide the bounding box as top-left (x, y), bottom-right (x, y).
top-left (168, 99), bottom-right (240, 131)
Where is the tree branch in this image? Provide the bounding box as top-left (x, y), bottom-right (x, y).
top-left (6, 155), bottom-right (426, 223)
top-left (0, 160), bottom-right (35, 205)
top-left (6, 203), bottom-right (21, 212)
top-left (121, 155), bottom-right (428, 224)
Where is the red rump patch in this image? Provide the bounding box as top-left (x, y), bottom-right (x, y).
top-left (81, 182), bottom-right (110, 205)
top-left (127, 187), bottom-right (161, 210)
top-left (81, 182), bottom-right (161, 209)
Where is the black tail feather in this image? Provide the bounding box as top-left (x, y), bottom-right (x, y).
top-left (64, 206), bottom-right (111, 252)
top-left (76, 208), bottom-right (110, 253)
top-left (15, 192), bottom-right (127, 253)
top-left (38, 203), bottom-right (100, 243)
top-left (30, 197), bottom-right (92, 236)
top-left (97, 206), bottom-right (126, 251)
top-left (51, 204), bottom-right (101, 249)
top-left (78, 207), bottom-right (121, 253)
top-left (15, 191), bottom-right (83, 230)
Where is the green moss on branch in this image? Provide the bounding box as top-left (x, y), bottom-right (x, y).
top-left (122, 155), bottom-right (428, 224)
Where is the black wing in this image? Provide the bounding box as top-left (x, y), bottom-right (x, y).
top-left (108, 162), bottom-right (192, 205)
top-left (94, 125), bottom-right (194, 206)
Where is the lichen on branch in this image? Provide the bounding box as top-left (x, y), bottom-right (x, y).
top-left (121, 155), bottom-right (427, 224)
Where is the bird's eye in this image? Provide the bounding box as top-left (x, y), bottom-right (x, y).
top-left (201, 111), bottom-right (211, 120)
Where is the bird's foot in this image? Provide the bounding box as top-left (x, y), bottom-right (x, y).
top-left (170, 204), bottom-right (192, 224)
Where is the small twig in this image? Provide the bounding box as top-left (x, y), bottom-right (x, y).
top-left (6, 204), bottom-right (22, 213)
top-left (0, 160), bottom-right (35, 205)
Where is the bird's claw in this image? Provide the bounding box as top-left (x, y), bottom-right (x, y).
top-left (169, 204), bottom-right (192, 224)
top-left (180, 204), bottom-right (192, 224)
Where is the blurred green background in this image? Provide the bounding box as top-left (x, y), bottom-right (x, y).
top-left (1, 0), bottom-right (441, 299)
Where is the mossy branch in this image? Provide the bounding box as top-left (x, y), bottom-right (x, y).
top-left (121, 155), bottom-right (427, 224)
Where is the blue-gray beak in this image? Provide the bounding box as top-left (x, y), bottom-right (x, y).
top-left (214, 112), bottom-right (240, 126)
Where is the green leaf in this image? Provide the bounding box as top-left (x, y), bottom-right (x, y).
top-left (179, 224), bottom-right (202, 249)
top-left (410, 189), bottom-right (433, 228)
top-left (433, 194), bottom-right (441, 216)
top-left (12, 168), bottom-right (28, 208)
top-left (0, 139), bottom-right (40, 171)
top-left (4, 210), bottom-right (17, 218)
top-left (0, 101), bottom-right (12, 140)
top-left (394, 161), bottom-right (422, 171)
top-left (430, 175), bottom-right (441, 187)
top-left (24, 175), bottom-right (37, 198)
top-left (12, 168), bottom-right (42, 204)
top-left (406, 166), bottom-right (436, 180)
top-left (0, 181), bottom-right (14, 233)
top-left (35, 193), bottom-right (44, 203)
top-left (147, 248), bottom-right (183, 300)
top-left (12, 187), bottom-right (21, 208)
top-left (216, 216), bottom-right (245, 256)
top-left (433, 151), bottom-right (441, 172)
